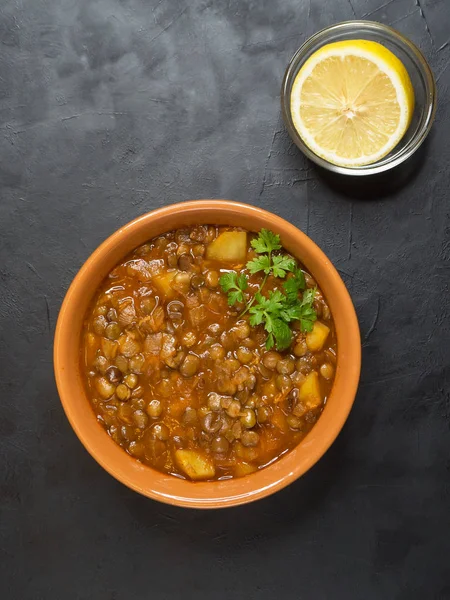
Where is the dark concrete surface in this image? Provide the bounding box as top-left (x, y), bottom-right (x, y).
top-left (1, 0), bottom-right (449, 598)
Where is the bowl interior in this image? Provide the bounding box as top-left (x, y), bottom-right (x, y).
top-left (281, 21), bottom-right (436, 176)
top-left (54, 201), bottom-right (361, 508)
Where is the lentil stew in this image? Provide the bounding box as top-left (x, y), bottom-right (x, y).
top-left (82, 226), bottom-right (337, 481)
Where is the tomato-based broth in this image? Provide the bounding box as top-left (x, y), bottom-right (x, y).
top-left (82, 226), bottom-right (337, 481)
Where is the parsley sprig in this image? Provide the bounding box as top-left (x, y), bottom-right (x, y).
top-left (219, 229), bottom-right (317, 351)
top-left (243, 229), bottom-right (295, 316)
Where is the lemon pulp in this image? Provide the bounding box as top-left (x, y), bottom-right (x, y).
top-left (290, 40), bottom-right (415, 167)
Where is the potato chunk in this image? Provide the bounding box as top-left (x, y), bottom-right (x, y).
top-left (234, 461), bottom-right (257, 478)
top-left (206, 231), bottom-right (247, 262)
top-left (306, 321), bottom-right (330, 352)
top-left (175, 449), bottom-right (215, 480)
top-left (299, 372), bottom-right (321, 408)
top-left (153, 270), bottom-right (177, 297)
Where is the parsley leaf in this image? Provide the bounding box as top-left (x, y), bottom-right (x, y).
top-left (249, 291), bottom-right (284, 327)
top-left (296, 292), bottom-right (317, 332)
top-left (285, 288), bottom-right (317, 332)
top-left (267, 289), bottom-right (285, 306)
top-left (298, 306), bottom-right (316, 332)
top-left (301, 288), bottom-right (316, 306)
top-left (219, 271), bottom-right (248, 306)
top-left (271, 255), bottom-right (296, 278)
top-left (249, 290), bottom-right (291, 350)
top-left (250, 229), bottom-right (282, 254)
top-left (246, 254), bottom-right (271, 275)
top-left (271, 318), bottom-right (292, 350)
top-left (219, 272), bottom-right (238, 293)
top-left (265, 332), bottom-right (275, 350)
top-left (228, 290), bottom-right (243, 306)
top-left (249, 286), bottom-right (316, 350)
top-left (237, 273), bottom-right (248, 291)
top-left (280, 304), bottom-right (302, 321)
top-left (283, 267), bottom-right (306, 302)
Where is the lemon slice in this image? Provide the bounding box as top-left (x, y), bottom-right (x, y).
top-left (290, 40), bottom-right (414, 167)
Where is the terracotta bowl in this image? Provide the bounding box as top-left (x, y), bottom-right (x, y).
top-left (54, 200), bottom-right (361, 508)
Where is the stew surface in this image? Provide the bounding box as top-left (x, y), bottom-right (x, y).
top-left (82, 226), bottom-right (337, 481)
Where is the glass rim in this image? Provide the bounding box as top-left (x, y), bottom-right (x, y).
top-left (281, 20), bottom-right (437, 176)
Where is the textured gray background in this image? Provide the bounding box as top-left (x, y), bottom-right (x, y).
top-left (1, 0), bottom-right (450, 598)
